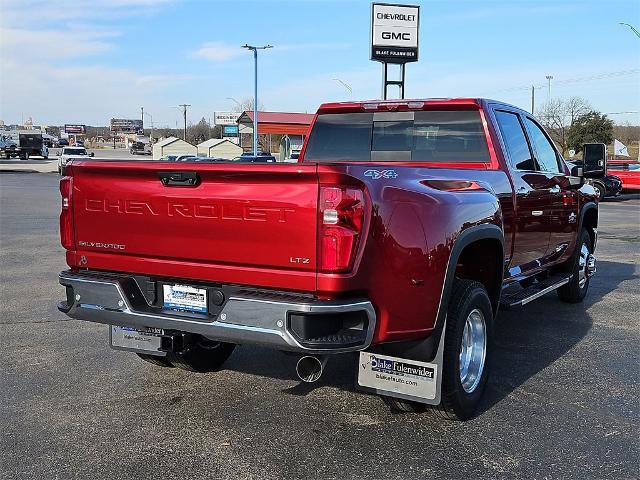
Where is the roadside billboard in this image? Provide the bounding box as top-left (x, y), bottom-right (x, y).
top-left (214, 112), bottom-right (241, 126)
top-left (65, 124), bottom-right (86, 134)
top-left (110, 118), bottom-right (143, 134)
top-left (371, 3), bottom-right (420, 63)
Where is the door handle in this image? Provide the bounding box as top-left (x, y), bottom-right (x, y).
top-left (159, 171), bottom-right (200, 186)
top-left (531, 210), bottom-right (543, 216)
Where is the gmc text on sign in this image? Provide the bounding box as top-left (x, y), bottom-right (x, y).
top-left (371, 3), bottom-right (420, 63)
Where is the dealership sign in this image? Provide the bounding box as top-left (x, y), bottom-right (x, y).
top-left (214, 112), bottom-right (241, 126)
top-left (110, 118), bottom-right (143, 134)
top-left (64, 124), bottom-right (86, 134)
top-left (371, 3), bottom-right (420, 63)
top-left (222, 125), bottom-right (239, 137)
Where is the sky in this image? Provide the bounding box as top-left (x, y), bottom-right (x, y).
top-left (1, 0), bottom-right (639, 128)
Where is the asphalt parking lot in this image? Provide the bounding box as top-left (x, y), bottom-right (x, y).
top-left (1, 173), bottom-right (638, 480)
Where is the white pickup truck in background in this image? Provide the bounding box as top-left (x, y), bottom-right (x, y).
top-left (57, 146), bottom-right (94, 174)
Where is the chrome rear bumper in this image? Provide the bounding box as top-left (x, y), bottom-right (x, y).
top-left (58, 270), bottom-right (376, 354)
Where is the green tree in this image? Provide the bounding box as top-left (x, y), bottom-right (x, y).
top-left (567, 111), bottom-right (614, 152)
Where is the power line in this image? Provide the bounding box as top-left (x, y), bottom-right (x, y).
top-left (483, 69), bottom-right (640, 96)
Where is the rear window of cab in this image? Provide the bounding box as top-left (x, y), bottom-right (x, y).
top-left (304, 110), bottom-right (490, 162)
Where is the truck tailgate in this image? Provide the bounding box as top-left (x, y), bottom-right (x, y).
top-left (69, 161), bottom-right (319, 288)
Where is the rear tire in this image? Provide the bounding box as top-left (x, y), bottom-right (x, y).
top-left (381, 279), bottom-right (493, 420)
top-left (137, 353), bottom-right (174, 368)
top-left (434, 279), bottom-right (493, 421)
top-left (168, 336), bottom-right (236, 373)
top-left (557, 229), bottom-right (593, 303)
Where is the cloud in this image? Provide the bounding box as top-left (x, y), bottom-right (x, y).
top-left (190, 42), bottom-right (245, 62)
top-left (0, 27), bottom-right (118, 60)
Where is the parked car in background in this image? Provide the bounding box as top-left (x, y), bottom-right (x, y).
top-left (12, 131), bottom-right (47, 159)
top-left (608, 162), bottom-right (640, 191)
top-left (567, 160), bottom-right (621, 201)
top-left (57, 146), bottom-right (93, 174)
top-left (130, 141), bottom-right (151, 155)
top-left (234, 153), bottom-right (277, 163)
top-left (57, 138), bottom-right (69, 147)
top-left (0, 135), bottom-right (20, 158)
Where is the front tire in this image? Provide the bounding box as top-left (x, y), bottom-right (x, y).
top-left (168, 335), bottom-right (236, 373)
top-left (557, 229), bottom-right (594, 303)
top-left (592, 181), bottom-right (606, 201)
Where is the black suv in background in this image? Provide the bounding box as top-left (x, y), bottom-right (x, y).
top-left (130, 141), bottom-right (151, 155)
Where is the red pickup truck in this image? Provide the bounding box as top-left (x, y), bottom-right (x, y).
top-left (58, 98), bottom-right (598, 420)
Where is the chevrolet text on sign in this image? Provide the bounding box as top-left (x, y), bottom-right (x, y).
top-left (371, 3), bottom-right (420, 63)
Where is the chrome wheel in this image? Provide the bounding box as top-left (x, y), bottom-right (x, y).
top-left (577, 243), bottom-right (591, 289)
top-left (459, 308), bottom-right (487, 393)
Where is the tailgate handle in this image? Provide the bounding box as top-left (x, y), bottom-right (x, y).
top-left (159, 171), bottom-right (199, 187)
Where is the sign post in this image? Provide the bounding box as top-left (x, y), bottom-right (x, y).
top-left (370, 3), bottom-right (420, 100)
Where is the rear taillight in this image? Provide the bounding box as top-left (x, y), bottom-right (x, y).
top-left (318, 186), bottom-right (365, 273)
top-left (59, 176), bottom-right (75, 250)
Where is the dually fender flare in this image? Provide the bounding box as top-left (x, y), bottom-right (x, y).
top-left (435, 224), bottom-right (505, 328)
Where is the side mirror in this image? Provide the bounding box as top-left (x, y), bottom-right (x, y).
top-left (90, 152), bottom-right (95, 157)
top-left (582, 143), bottom-right (606, 175)
top-left (569, 165), bottom-right (584, 189)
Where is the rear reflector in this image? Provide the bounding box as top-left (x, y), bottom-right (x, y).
top-left (318, 186), bottom-right (365, 272)
top-left (59, 176), bottom-right (75, 250)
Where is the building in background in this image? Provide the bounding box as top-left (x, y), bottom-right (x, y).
top-left (153, 136), bottom-right (196, 160)
top-left (197, 138), bottom-right (242, 159)
top-left (236, 111), bottom-right (313, 156)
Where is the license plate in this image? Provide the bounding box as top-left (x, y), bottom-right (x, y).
top-left (110, 325), bottom-right (163, 353)
top-left (357, 352), bottom-right (438, 401)
top-left (163, 284), bottom-right (208, 313)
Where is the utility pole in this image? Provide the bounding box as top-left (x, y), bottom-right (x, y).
top-left (178, 104), bottom-right (190, 141)
top-left (545, 75), bottom-right (553, 102)
top-left (242, 44), bottom-right (273, 156)
top-left (141, 106), bottom-right (144, 133)
top-left (531, 85), bottom-right (535, 114)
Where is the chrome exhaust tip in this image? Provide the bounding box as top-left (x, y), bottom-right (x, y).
top-left (295, 355), bottom-right (328, 383)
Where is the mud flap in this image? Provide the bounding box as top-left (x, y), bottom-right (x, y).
top-left (356, 319), bottom-right (446, 405)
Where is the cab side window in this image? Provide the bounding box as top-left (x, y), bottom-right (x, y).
top-left (494, 111), bottom-right (536, 171)
top-left (524, 118), bottom-right (560, 173)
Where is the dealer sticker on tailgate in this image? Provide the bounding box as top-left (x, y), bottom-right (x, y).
top-left (357, 352), bottom-right (437, 400)
top-left (163, 284), bottom-right (208, 313)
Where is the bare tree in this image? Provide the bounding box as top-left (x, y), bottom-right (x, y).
top-left (233, 97), bottom-right (265, 113)
top-left (537, 96), bottom-right (590, 155)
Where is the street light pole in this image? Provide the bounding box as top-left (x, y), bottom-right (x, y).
top-left (619, 22), bottom-right (640, 38)
top-left (226, 97), bottom-right (242, 110)
top-left (242, 44), bottom-right (273, 156)
top-left (545, 75), bottom-right (553, 102)
top-left (332, 78), bottom-right (353, 99)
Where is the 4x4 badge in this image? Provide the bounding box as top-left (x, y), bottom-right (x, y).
top-left (364, 169), bottom-right (398, 180)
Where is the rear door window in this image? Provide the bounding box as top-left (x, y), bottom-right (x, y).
top-left (494, 111), bottom-right (537, 171)
top-left (304, 110), bottom-right (490, 162)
